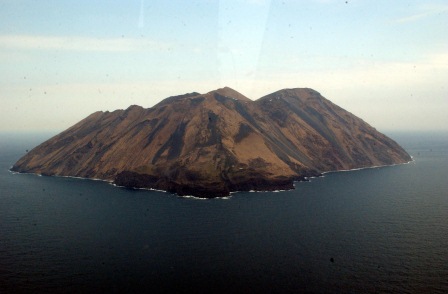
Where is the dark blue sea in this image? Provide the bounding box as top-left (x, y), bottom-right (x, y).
top-left (1, 132), bottom-right (447, 293)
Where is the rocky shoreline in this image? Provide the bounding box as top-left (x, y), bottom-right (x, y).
top-left (113, 170), bottom-right (313, 198)
top-left (11, 160), bottom-right (413, 198)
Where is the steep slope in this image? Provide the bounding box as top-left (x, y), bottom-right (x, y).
top-left (11, 87), bottom-right (411, 197)
top-left (255, 88), bottom-right (410, 171)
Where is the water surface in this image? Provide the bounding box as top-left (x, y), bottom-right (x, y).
top-left (1, 132), bottom-right (447, 293)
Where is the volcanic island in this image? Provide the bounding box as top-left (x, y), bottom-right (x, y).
top-left (11, 87), bottom-right (411, 198)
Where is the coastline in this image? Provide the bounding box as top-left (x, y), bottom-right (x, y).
top-left (8, 158), bottom-right (414, 199)
top-left (321, 157), bottom-right (414, 176)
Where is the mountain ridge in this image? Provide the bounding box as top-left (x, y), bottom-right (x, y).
top-left (11, 87), bottom-right (412, 198)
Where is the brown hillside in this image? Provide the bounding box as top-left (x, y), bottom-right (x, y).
top-left (12, 87), bottom-right (411, 198)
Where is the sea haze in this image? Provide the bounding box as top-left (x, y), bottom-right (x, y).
top-left (1, 132), bottom-right (447, 293)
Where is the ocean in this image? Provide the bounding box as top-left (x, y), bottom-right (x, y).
top-left (1, 132), bottom-right (447, 293)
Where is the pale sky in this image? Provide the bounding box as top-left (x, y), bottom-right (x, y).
top-left (1, 0), bottom-right (447, 132)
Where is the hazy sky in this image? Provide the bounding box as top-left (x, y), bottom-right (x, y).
top-left (1, 0), bottom-right (447, 133)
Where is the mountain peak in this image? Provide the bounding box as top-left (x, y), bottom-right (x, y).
top-left (207, 87), bottom-right (252, 102)
top-left (257, 88), bottom-right (321, 102)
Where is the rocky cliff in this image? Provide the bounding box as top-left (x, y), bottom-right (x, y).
top-left (11, 87), bottom-right (411, 197)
